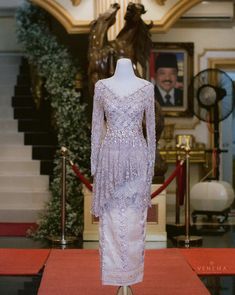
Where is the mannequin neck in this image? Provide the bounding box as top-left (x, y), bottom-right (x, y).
top-left (102, 58), bottom-right (145, 97)
top-left (113, 58), bottom-right (136, 80)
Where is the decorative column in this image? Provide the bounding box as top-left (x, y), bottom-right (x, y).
top-left (94, 0), bottom-right (141, 40)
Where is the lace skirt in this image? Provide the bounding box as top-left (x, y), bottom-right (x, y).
top-left (92, 141), bottom-right (151, 217)
top-left (99, 206), bottom-right (148, 286)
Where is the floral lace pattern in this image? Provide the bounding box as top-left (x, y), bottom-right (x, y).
top-left (91, 80), bottom-right (156, 217)
top-left (99, 207), bottom-right (147, 286)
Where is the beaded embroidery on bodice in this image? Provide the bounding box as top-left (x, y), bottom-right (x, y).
top-left (103, 83), bottom-right (150, 146)
top-left (91, 79), bottom-right (156, 216)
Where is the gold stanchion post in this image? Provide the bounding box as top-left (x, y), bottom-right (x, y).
top-left (173, 136), bottom-right (202, 247)
top-left (174, 149), bottom-right (184, 227)
top-left (47, 147), bottom-right (78, 246)
top-left (60, 146), bottom-right (67, 245)
top-left (116, 286), bottom-right (133, 295)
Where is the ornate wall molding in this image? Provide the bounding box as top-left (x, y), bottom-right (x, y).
top-left (151, 0), bottom-right (202, 33)
top-left (31, 0), bottom-right (202, 34)
top-left (198, 48), bottom-right (235, 72)
top-left (31, 0), bottom-right (90, 34)
top-left (155, 0), bottom-right (167, 5)
top-left (70, 0), bottom-right (81, 6)
top-left (208, 58), bottom-right (235, 71)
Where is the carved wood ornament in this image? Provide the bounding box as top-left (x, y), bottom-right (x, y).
top-left (88, 3), bottom-right (153, 93)
top-left (156, 0), bottom-right (167, 5)
top-left (71, 0), bottom-right (81, 6)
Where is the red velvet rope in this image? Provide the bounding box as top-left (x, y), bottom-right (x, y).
top-left (150, 160), bottom-right (184, 199)
top-left (71, 162), bottom-right (93, 192)
top-left (70, 160), bottom-right (184, 199)
top-left (176, 160), bottom-right (186, 205)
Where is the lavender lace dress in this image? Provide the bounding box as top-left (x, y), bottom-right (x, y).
top-left (91, 80), bottom-right (156, 286)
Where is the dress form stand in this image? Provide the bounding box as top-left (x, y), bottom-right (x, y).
top-left (116, 286), bottom-right (134, 295)
top-left (108, 59), bottom-right (141, 295)
top-left (95, 58), bottom-right (152, 291)
top-left (103, 58), bottom-right (145, 97)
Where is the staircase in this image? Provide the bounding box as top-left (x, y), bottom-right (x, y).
top-left (0, 54), bottom-right (53, 223)
top-left (13, 58), bottom-right (57, 177)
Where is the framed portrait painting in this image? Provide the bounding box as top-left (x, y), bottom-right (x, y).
top-left (148, 42), bottom-right (194, 117)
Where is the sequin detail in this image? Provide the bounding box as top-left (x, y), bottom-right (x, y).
top-left (99, 207), bottom-right (147, 286)
top-left (91, 80), bottom-right (156, 217)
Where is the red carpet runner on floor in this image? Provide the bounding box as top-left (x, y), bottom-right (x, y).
top-left (180, 248), bottom-right (235, 275)
top-left (0, 249), bottom-right (50, 275)
top-left (38, 249), bottom-right (209, 295)
top-left (2, 248), bottom-right (235, 294)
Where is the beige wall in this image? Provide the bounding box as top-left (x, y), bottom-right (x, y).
top-left (0, 17), bottom-right (22, 52)
top-left (55, 0), bottom-right (94, 20)
top-left (142, 0), bottom-right (178, 20)
top-left (152, 26), bottom-right (235, 74)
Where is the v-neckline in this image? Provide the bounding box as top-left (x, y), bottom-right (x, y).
top-left (99, 81), bottom-right (150, 100)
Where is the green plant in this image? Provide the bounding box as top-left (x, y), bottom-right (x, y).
top-left (16, 2), bottom-right (91, 239)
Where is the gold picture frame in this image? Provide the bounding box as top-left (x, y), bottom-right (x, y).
top-left (149, 42), bottom-right (194, 117)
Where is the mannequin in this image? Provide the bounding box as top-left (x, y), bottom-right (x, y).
top-left (91, 58), bottom-right (156, 295)
top-left (102, 58), bottom-right (146, 97)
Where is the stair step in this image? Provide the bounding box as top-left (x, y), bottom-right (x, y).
top-left (12, 95), bottom-right (35, 107)
top-left (0, 55), bottom-right (22, 65)
top-left (0, 191), bottom-right (50, 208)
top-left (0, 119), bottom-right (18, 131)
top-left (0, 107), bottom-right (13, 118)
top-left (0, 74), bottom-right (17, 85)
top-left (19, 63), bottom-right (31, 74)
top-left (0, 133), bottom-right (24, 144)
top-left (0, 145), bottom-right (32, 160)
top-left (18, 119), bottom-right (50, 132)
top-left (0, 95), bottom-right (13, 106)
top-left (0, 160), bottom-right (40, 175)
top-left (0, 86), bottom-right (14, 98)
top-left (40, 160), bottom-right (54, 175)
top-left (17, 74), bottom-right (31, 85)
top-left (25, 132), bottom-right (57, 145)
top-left (0, 65), bottom-right (19, 75)
top-left (0, 209), bottom-right (45, 222)
top-left (15, 85), bottom-right (32, 96)
top-left (0, 175), bottom-right (49, 191)
top-left (14, 107), bottom-right (39, 119)
top-left (32, 146), bottom-right (57, 160)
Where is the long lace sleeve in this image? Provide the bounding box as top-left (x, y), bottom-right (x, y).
top-left (91, 81), bottom-right (105, 176)
top-left (145, 84), bottom-right (156, 179)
